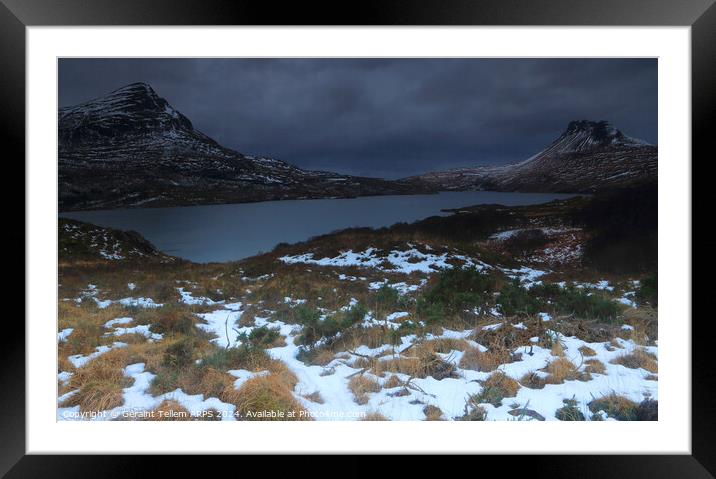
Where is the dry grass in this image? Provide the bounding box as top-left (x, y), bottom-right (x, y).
top-left (550, 341), bottom-right (565, 357)
top-left (583, 359), bottom-right (606, 375)
top-left (610, 348), bottom-right (658, 373)
top-left (459, 345), bottom-right (509, 372)
top-left (428, 338), bottom-right (470, 353)
top-left (423, 405), bottom-right (444, 421)
top-left (58, 301), bottom-right (130, 357)
top-left (59, 209), bottom-right (660, 421)
top-left (383, 375), bottom-right (403, 389)
top-left (307, 349), bottom-right (336, 367)
top-left (622, 307), bottom-right (658, 345)
top-left (189, 368), bottom-right (235, 398)
top-left (382, 346), bottom-right (457, 380)
top-left (361, 412), bottom-right (389, 421)
top-left (146, 400), bottom-right (192, 421)
top-left (519, 371), bottom-right (546, 389)
top-left (348, 375), bottom-right (382, 405)
top-left (578, 345), bottom-right (597, 357)
top-left (228, 374), bottom-right (310, 421)
top-left (588, 393), bottom-right (640, 421)
top-left (475, 371), bottom-right (520, 406)
top-left (544, 357), bottom-right (580, 384)
top-left (61, 348), bottom-right (132, 412)
top-left (301, 391), bottom-right (324, 404)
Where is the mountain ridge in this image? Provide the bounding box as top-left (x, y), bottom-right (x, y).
top-left (58, 83), bottom-right (430, 212)
top-left (404, 120), bottom-right (657, 193)
top-left (59, 83), bottom-right (657, 211)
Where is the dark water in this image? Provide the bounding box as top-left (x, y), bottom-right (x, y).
top-left (60, 191), bottom-right (577, 263)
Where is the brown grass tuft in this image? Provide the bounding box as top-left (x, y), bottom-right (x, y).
top-left (588, 393), bottom-right (640, 421)
top-left (583, 359), bottom-right (606, 375)
top-left (578, 345), bottom-right (597, 357)
top-left (361, 412), bottom-right (389, 421)
top-left (610, 348), bottom-right (658, 373)
top-left (475, 371), bottom-right (520, 406)
top-left (459, 346), bottom-right (509, 372)
top-left (301, 391), bottom-right (324, 404)
top-left (228, 374), bottom-right (310, 420)
top-left (428, 338), bottom-right (470, 353)
top-left (519, 371), bottom-right (546, 389)
top-left (62, 348), bottom-right (132, 412)
top-left (348, 375), bottom-right (382, 405)
top-left (423, 405), bottom-right (444, 421)
top-left (383, 375), bottom-right (403, 389)
top-left (147, 400), bottom-right (192, 421)
top-left (544, 357), bottom-right (580, 384)
top-left (551, 341), bottom-right (565, 357)
top-left (382, 347), bottom-right (457, 380)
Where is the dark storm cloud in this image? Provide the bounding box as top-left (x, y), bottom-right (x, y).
top-left (58, 58), bottom-right (657, 178)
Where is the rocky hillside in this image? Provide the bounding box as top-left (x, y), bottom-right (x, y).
top-left (59, 83), bottom-right (429, 211)
top-left (59, 218), bottom-right (176, 263)
top-left (406, 121), bottom-right (657, 193)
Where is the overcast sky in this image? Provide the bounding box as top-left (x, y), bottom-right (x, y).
top-left (59, 58), bottom-right (657, 178)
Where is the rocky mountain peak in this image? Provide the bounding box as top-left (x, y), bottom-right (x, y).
top-left (59, 82), bottom-right (196, 145)
top-left (546, 120), bottom-right (649, 155)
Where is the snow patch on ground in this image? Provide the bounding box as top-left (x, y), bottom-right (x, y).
top-left (57, 328), bottom-right (74, 342)
top-left (280, 248), bottom-right (487, 275)
top-left (67, 342), bottom-right (128, 368)
top-left (59, 363), bottom-right (238, 421)
top-left (196, 305), bottom-right (244, 348)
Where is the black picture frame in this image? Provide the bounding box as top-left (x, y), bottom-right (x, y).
top-left (3, 0), bottom-right (711, 476)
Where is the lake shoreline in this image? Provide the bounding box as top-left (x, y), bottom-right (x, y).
top-left (60, 191), bottom-right (579, 263)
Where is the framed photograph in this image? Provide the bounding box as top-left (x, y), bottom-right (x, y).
top-left (6, 0), bottom-right (711, 474)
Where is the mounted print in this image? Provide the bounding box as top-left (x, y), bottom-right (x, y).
top-left (56, 57), bottom-right (659, 423)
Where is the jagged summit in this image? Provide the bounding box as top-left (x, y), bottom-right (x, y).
top-left (548, 120), bottom-right (649, 154)
top-left (406, 120), bottom-right (657, 193)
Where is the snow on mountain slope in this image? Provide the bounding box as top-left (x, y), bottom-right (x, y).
top-left (406, 120), bottom-right (657, 193)
top-left (58, 82), bottom-right (429, 211)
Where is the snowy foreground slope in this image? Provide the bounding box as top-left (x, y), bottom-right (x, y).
top-left (56, 194), bottom-right (658, 422)
top-left (59, 281), bottom-right (656, 421)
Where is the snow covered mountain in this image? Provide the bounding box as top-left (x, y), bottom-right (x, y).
top-left (58, 83), bottom-right (428, 211)
top-left (405, 120), bottom-right (657, 193)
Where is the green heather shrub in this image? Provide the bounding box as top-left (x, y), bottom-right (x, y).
top-left (416, 297), bottom-right (445, 324)
top-left (423, 267), bottom-right (495, 314)
top-left (295, 304), bottom-right (366, 347)
top-left (497, 280), bottom-right (542, 316)
top-left (150, 369), bottom-right (179, 394)
top-left (162, 337), bottom-right (197, 368)
top-left (238, 325), bottom-right (281, 349)
top-left (555, 398), bottom-right (586, 421)
top-left (201, 344), bottom-right (269, 370)
top-left (554, 287), bottom-right (620, 321)
top-left (343, 303), bottom-right (368, 326)
top-left (374, 285), bottom-right (400, 310)
top-left (527, 282), bottom-right (564, 300)
top-left (635, 274), bottom-right (658, 307)
top-left (495, 281), bottom-right (618, 321)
